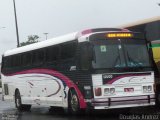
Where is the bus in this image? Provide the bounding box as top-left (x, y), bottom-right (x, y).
top-left (1, 28), bottom-right (156, 114)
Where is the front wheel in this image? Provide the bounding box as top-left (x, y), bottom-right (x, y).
top-left (68, 89), bottom-right (81, 115)
top-left (15, 90), bottom-right (31, 111)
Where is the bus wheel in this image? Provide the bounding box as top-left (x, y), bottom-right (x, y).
top-left (15, 90), bottom-right (31, 111)
top-left (68, 89), bottom-right (80, 115)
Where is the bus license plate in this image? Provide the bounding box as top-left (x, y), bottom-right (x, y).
top-left (124, 88), bottom-right (134, 92)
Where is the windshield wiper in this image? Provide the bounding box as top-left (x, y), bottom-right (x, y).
top-left (126, 51), bottom-right (143, 67)
top-left (112, 51), bottom-right (122, 67)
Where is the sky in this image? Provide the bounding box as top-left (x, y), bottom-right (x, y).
top-left (0, 0), bottom-right (160, 62)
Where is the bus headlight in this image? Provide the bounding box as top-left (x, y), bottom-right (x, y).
top-left (104, 88), bottom-right (115, 95)
top-left (148, 86), bottom-right (152, 92)
top-left (110, 88), bottom-right (115, 94)
top-left (104, 88), bottom-right (110, 94)
top-left (143, 86), bottom-right (148, 92)
top-left (143, 85), bottom-right (152, 93)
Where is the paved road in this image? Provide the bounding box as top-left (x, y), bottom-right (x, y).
top-left (0, 94), bottom-right (160, 120)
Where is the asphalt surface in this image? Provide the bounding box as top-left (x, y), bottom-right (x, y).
top-left (0, 94), bottom-right (160, 120)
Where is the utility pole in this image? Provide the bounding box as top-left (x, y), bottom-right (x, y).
top-left (44, 33), bottom-right (48, 40)
top-left (13, 0), bottom-right (20, 47)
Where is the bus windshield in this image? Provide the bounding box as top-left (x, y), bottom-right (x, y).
top-left (91, 39), bottom-right (151, 69)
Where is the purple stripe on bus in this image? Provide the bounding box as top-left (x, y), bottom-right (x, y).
top-left (106, 73), bottom-right (151, 84)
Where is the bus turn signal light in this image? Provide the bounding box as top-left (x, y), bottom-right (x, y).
top-left (95, 87), bottom-right (102, 96)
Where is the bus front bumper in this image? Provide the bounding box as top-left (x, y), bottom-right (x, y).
top-left (90, 95), bottom-right (155, 109)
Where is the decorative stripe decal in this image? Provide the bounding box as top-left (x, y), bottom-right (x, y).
top-left (106, 73), bottom-right (151, 84)
top-left (28, 81), bottom-right (34, 86)
top-left (3, 69), bottom-right (87, 108)
top-left (46, 79), bottom-right (61, 97)
top-left (19, 75), bottom-right (62, 97)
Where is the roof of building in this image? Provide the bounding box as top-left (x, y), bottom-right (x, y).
top-left (119, 16), bottom-right (160, 28)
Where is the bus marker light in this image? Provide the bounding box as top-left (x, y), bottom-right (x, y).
top-left (107, 33), bottom-right (133, 38)
top-left (143, 86), bottom-right (148, 92)
top-left (104, 88), bottom-right (115, 95)
top-left (143, 85), bottom-right (152, 93)
top-left (110, 88), bottom-right (115, 94)
top-left (148, 86), bottom-right (152, 91)
top-left (104, 88), bottom-right (110, 94)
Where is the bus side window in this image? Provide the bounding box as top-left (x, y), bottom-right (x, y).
top-left (61, 42), bottom-right (76, 60)
top-left (79, 42), bottom-right (92, 70)
top-left (3, 57), bottom-right (8, 69)
top-left (59, 41), bottom-right (77, 70)
top-left (12, 55), bottom-right (21, 67)
top-left (22, 53), bottom-right (31, 67)
top-left (32, 50), bottom-right (44, 65)
top-left (1, 57), bottom-right (9, 72)
top-left (46, 45), bottom-right (60, 63)
top-left (7, 56), bottom-right (12, 69)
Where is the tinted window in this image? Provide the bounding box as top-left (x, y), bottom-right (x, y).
top-left (13, 55), bottom-right (22, 67)
top-left (22, 53), bottom-right (31, 66)
top-left (79, 42), bottom-right (92, 70)
top-left (3, 57), bottom-right (9, 68)
top-left (61, 42), bottom-right (77, 60)
top-left (46, 45), bottom-right (60, 62)
top-left (32, 50), bottom-right (44, 65)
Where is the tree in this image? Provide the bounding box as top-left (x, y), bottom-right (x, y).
top-left (20, 35), bottom-right (40, 46)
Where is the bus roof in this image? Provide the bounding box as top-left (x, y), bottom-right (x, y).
top-left (120, 16), bottom-right (160, 28)
top-left (3, 28), bottom-right (126, 57)
top-left (4, 32), bottom-right (78, 57)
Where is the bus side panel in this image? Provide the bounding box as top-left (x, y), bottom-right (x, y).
top-left (1, 69), bottom-right (88, 108)
top-left (2, 72), bottom-right (66, 106)
top-left (2, 74), bottom-right (27, 102)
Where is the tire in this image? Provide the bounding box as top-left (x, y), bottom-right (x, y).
top-left (68, 89), bottom-right (81, 115)
top-left (15, 90), bottom-right (31, 111)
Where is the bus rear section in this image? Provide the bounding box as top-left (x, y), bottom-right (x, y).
top-left (91, 72), bottom-right (155, 109)
top-left (79, 31), bottom-right (156, 110)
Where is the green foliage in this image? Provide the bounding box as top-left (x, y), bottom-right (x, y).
top-left (20, 35), bottom-right (40, 47)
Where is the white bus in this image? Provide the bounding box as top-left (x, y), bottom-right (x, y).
top-left (1, 28), bottom-right (156, 114)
